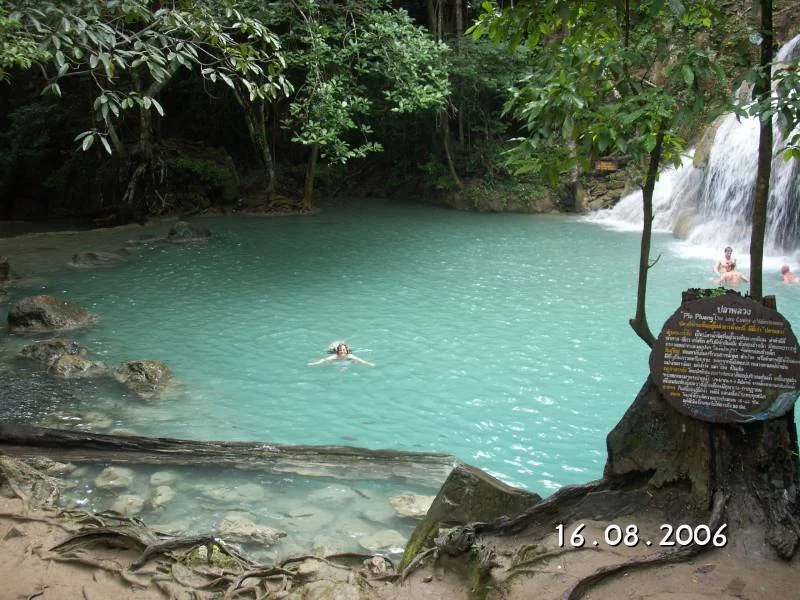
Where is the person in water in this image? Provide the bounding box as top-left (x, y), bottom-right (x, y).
top-left (781, 264), bottom-right (799, 284)
top-left (713, 246), bottom-right (749, 285)
top-left (714, 246), bottom-right (737, 276)
top-left (308, 342), bottom-right (375, 366)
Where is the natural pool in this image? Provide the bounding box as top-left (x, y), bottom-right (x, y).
top-left (2, 199), bottom-right (799, 559)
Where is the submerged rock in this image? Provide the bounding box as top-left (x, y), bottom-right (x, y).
top-left (307, 484), bottom-right (361, 505)
top-left (198, 482), bottom-right (266, 504)
top-left (0, 256), bottom-right (9, 281)
top-left (8, 295), bottom-right (96, 332)
top-left (357, 529), bottom-right (407, 552)
top-left (110, 493), bottom-right (145, 516)
top-left (48, 354), bottom-right (107, 379)
top-left (150, 470), bottom-right (181, 487)
top-left (68, 251), bottom-right (125, 268)
top-left (389, 493), bottom-right (435, 519)
top-left (20, 338), bottom-right (87, 365)
top-left (167, 221), bottom-right (211, 242)
top-left (150, 485), bottom-right (176, 509)
top-left (94, 466), bottom-right (135, 490)
top-left (114, 360), bottom-right (174, 399)
top-left (217, 512), bottom-right (286, 545)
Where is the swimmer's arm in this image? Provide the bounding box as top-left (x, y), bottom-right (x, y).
top-left (348, 355), bottom-right (375, 367)
top-left (308, 355), bottom-right (337, 366)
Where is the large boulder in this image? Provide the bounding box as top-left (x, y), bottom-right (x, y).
top-left (167, 221), bottom-right (211, 242)
top-left (114, 360), bottom-right (174, 399)
top-left (20, 339), bottom-right (87, 365)
top-left (68, 251), bottom-right (125, 268)
top-left (401, 463), bottom-right (541, 568)
top-left (8, 295), bottom-right (96, 332)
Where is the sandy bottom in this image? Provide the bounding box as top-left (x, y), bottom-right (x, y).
top-left (3, 491), bottom-right (799, 600)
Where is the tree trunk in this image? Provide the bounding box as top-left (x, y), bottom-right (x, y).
top-left (455, 0), bottom-right (465, 147)
top-left (442, 113), bottom-right (463, 189)
top-left (302, 143), bottom-right (319, 211)
top-left (605, 371), bottom-right (800, 559)
top-left (629, 121), bottom-right (666, 348)
top-left (235, 93), bottom-right (276, 199)
top-left (750, 0), bottom-right (773, 301)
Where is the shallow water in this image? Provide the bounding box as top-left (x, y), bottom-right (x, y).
top-left (2, 200), bottom-right (799, 557)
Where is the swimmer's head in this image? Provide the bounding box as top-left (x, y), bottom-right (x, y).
top-left (336, 343), bottom-right (349, 356)
top-left (781, 265), bottom-right (790, 274)
top-left (724, 246), bottom-right (733, 255)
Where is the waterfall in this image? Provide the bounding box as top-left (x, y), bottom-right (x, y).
top-left (587, 34), bottom-right (800, 259)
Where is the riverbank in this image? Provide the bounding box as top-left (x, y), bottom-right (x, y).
top-left (2, 481), bottom-right (798, 600)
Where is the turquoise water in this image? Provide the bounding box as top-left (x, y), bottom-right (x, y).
top-left (2, 201), bottom-right (800, 498)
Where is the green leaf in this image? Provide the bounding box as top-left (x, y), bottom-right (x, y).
top-left (682, 65), bottom-right (694, 87)
top-left (81, 134), bottom-right (95, 151)
top-left (100, 136), bottom-right (112, 155)
top-left (151, 97), bottom-right (164, 116)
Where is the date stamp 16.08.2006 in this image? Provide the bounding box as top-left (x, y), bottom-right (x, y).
top-left (555, 523), bottom-right (728, 549)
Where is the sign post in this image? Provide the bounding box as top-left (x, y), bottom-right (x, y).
top-left (650, 293), bottom-right (800, 423)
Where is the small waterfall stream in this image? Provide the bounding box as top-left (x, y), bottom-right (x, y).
top-left (588, 34), bottom-right (800, 259)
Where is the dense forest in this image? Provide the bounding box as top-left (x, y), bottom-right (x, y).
top-left (1, 1), bottom-right (799, 225)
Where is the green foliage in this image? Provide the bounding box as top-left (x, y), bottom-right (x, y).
top-left (166, 144), bottom-right (240, 210)
top-left (769, 59), bottom-right (800, 159)
top-left (4, 0), bottom-right (288, 153)
top-left (275, 0), bottom-right (449, 165)
top-left (0, 13), bottom-right (48, 80)
top-left (471, 0), bottom-right (740, 184)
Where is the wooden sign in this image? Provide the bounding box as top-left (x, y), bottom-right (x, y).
top-left (594, 159), bottom-right (619, 172)
top-left (650, 295), bottom-right (800, 423)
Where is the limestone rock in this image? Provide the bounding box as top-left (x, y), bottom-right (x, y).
top-left (150, 470), bottom-right (180, 486)
top-left (150, 485), bottom-right (176, 509)
top-left (48, 354), bottom-right (107, 379)
top-left (27, 457), bottom-right (76, 477)
top-left (68, 251), bottom-right (125, 268)
top-left (217, 513), bottom-right (286, 545)
top-left (94, 466), bottom-right (135, 490)
top-left (167, 221), bottom-right (211, 242)
top-left (307, 484), bottom-right (361, 505)
top-left (357, 529), bottom-right (406, 552)
top-left (20, 338), bottom-right (87, 365)
top-left (114, 360), bottom-right (174, 399)
top-left (401, 464), bottom-right (540, 568)
top-left (8, 295), bottom-right (96, 332)
top-left (389, 493), bottom-right (435, 519)
top-left (110, 494), bottom-right (145, 516)
top-left (199, 482), bottom-right (266, 504)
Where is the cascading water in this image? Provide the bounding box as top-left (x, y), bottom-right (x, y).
top-left (588, 33), bottom-right (800, 258)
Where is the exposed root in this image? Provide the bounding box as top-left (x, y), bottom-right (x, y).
top-left (0, 455), bottom-right (60, 509)
top-left (561, 491), bottom-right (727, 600)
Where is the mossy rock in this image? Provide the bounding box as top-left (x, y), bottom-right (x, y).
top-left (401, 464), bottom-right (540, 569)
top-left (184, 543), bottom-right (240, 569)
top-left (8, 295), bottom-right (96, 332)
top-left (20, 338), bottom-right (87, 365)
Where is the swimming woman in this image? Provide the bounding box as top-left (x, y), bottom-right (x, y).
top-left (308, 342), bottom-right (374, 367)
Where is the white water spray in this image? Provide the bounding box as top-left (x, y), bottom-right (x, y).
top-left (587, 34), bottom-right (800, 261)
